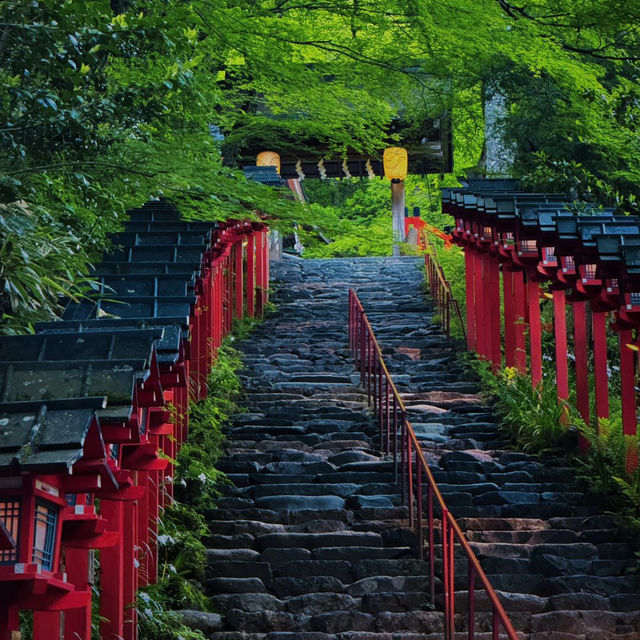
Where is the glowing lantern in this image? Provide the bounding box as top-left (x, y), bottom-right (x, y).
top-left (383, 147), bottom-right (408, 181)
top-left (257, 151), bottom-right (281, 175)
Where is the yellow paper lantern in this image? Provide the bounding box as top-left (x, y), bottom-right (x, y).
top-left (257, 151), bottom-right (281, 175)
top-left (383, 147), bottom-right (408, 181)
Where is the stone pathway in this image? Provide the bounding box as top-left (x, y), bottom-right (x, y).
top-left (196, 257), bottom-right (640, 640)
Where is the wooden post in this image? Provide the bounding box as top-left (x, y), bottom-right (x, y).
top-left (0, 608), bottom-right (19, 640)
top-left (527, 278), bottom-right (543, 388)
top-left (33, 612), bottom-right (60, 640)
top-left (489, 258), bottom-right (502, 370)
top-left (247, 234), bottom-right (255, 318)
top-left (592, 310), bottom-right (610, 423)
top-left (264, 231), bottom-right (270, 305)
top-left (100, 500), bottom-right (124, 640)
top-left (391, 180), bottom-right (405, 257)
top-left (553, 289), bottom-right (569, 402)
top-left (619, 330), bottom-right (637, 439)
top-left (256, 233), bottom-right (265, 316)
top-left (503, 268), bottom-right (515, 368)
top-left (235, 241), bottom-right (244, 321)
top-left (122, 500), bottom-right (138, 640)
top-left (573, 300), bottom-right (590, 428)
top-left (464, 248), bottom-right (476, 351)
top-left (64, 548), bottom-right (92, 640)
top-left (513, 270), bottom-right (527, 374)
top-left (475, 253), bottom-right (488, 359)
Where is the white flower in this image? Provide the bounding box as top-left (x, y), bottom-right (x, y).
top-left (134, 558), bottom-right (140, 569)
top-left (198, 472), bottom-right (207, 483)
top-left (139, 592), bottom-right (151, 603)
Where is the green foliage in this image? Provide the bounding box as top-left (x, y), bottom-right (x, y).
top-left (575, 413), bottom-right (640, 529)
top-left (301, 175), bottom-right (454, 258)
top-left (521, 151), bottom-right (639, 213)
top-left (137, 586), bottom-right (206, 640)
top-left (175, 344), bottom-right (242, 511)
top-left (0, 201), bottom-right (97, 333)
top-left (470, 357), bottom-right (580, 453)
top-left (468, 354), bottom-right (640, 531)
top-left (6, 0), bottom-right (640, 325)
top-left (139, 341), bottom-right (247, 637)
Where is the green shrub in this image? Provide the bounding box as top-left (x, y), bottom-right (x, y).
top-left (137, 341), bottom-right (247, 639)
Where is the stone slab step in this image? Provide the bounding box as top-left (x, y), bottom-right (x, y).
top-left (255, 531), bottom-right (382, 550)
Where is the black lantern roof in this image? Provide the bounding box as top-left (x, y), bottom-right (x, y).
top-left (102, 245), bottom-right (205, 265)
top-left (92, 262), bottom-right (204, 276)
top-left (35, 322), bottom-right (183, 366)
top-left (621, 244), bottom-right (640, 275)
top-left (0, 404), bottom-right (103, 473)
top-left (0, 198), bottom-right (223, 475)
top-left (62, 296), bottom-right (195, 323)
top-left (111, 230), bottom-right (211, 248)
top-left (0, 360), bottom-right (145, 410)
top-left (90, 274), bottom-right (196, 298)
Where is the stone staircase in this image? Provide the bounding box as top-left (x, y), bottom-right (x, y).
top-left (191, 257), bottom-right (640, 640)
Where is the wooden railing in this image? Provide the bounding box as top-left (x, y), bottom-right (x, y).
top-left (422, 229), bottom-right (466, 342)
top-left (348, 289), bottom-right (518, 640)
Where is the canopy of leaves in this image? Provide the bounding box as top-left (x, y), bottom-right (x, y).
top-left (3, 0), bottom-right (640, 328)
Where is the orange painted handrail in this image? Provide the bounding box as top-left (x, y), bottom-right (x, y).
top-left (348, 289), bottom-right (518, 640)
top-left (422, 228), bottom-right (466, 341)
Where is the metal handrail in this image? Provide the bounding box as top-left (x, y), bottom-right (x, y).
top-left (348, 289), bottom-right (518, 640)
top-left (422, 229), bottom-right (466, 341)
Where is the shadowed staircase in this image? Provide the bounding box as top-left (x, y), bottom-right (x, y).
top-left (181, 257), bottom-right (640, 640)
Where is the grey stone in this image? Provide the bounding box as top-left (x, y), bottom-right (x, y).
top-left (346, 495), bottom-right (395, 509)
top-left (206, 577), bottom-right (267, 594)
top-left (268, 576), bottom-right (345, 598)
top-left (210, 520), bottom-right (285, 536)
top-left (175, 610), bottom-right (222, 633)
top-left (206, 548), bottom-right (261, 562)
top-left (255, 494), bottom-right (346, 512)
top-left (345, 576), bottom-right (429, 596)
top-left (210, 593), bottom-right (283, 613)
top-left (285, 592), bottom-right (359, 615)
top-left (308, 611), bottom-right (375, 633)
top-left (374, 611), bottom-right (444, 633)
top-left (256, 531), bottom-right (381, 550)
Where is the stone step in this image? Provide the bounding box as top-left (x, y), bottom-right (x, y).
top-left (199, 257), bottom-right (640, 640)
top-left (254, 531), bottom-right (382, 549)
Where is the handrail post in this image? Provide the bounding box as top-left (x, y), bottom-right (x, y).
top-left (428, 484), bottom-right (435, 603)
top-left (360, 316), bottom-right (366, 384)
top-left (407, 439), bottom-right (414, 529)
top-left (448, 520), bottom-right (455, 640)
top-left (366, 333), bottom-right (372, 405)
top-left (401, 414), bottom-right (407, 505)
top-left (442, 514), bottom-right (450, 640)
top-left (378, 367), bottom-right (384, 451)
top-left (393, 396), bottom-right (398, 480)
top-left (416, 462), bottom-right (423, 561)
top-left (385, 377), bottom-right (390, 455)
top-left (468, 560), bottom-right (476, 640)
